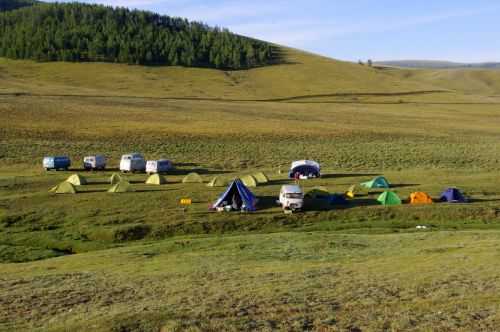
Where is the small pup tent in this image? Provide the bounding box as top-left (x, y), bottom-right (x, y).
top-left (212, 179), bottom-right (257, 211)
top-left (410, 192), bottom-right (433, 204)
top-left (305, 187), bottom-right (330, 200)
top-left (108, 181), bottom-right (135, 193)
top-left (207, 176), bottom-right (226, 187)
top-left (66, 174), bottom-right (87, 186)
top-left (50, 181), bottom-right (77, 194)
top-left (345, 184), bottom-right (361, 199)
top-left (182, 172), bottom-right (203, 183)
top-left (146, 174), bottom-right (167, 185)
top-left (241, 174), bottom-right (258, 187)
top-left (361, 176), bottom-right (390, 189)
top-left (110, 173), bottom-right (122, 185)
top-left (440, 188), bottom-right (467, 203)
top-left (288, 160), bottom-right (321, 178)
top-left (377, 191), bottom-right (402, 206)
top-left (253, 172), bottom-right (269, 184)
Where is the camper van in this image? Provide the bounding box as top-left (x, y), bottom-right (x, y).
top-left (43, 156), bottom-right (71, 171)
top-left (279, 185), bottom-right (304, 212)
top-left (120, 153), bottom-right (146, 173)
top-left (146, 159), bottom-right (172, 174)
top-left (83, 155), bottom-right (106, 170)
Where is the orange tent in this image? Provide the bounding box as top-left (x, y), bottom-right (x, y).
top-left (410, 192), bottom-right (433, 204)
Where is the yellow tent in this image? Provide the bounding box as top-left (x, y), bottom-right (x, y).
top-left (110, 173), bottom-right (122, 185)
top-left (108, 181), bottom-right (135, 193)
top-left (182, 172), bottom-right (203, 183)
top-left (66, 174), bottom-right (87, 186)
top-left (253, 172), bottom-right (269, 184)
top-left (146, 174), bottom-right (167, 185)
top-left (50, 181), bottom-right (77, 194)
top-left (241, 174), bottom-right (258, 187)
top-left (207, 176), bottom-right (226, 187)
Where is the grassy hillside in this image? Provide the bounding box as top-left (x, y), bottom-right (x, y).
top-left (0, 49), bottom-right (444, 100)
top-left (3, 231), bottom-right (500, 331)
top-left (1, 47), bottom-right (500, 331)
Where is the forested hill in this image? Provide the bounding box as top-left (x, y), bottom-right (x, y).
top-left (0, 1), bottom-right (276, 69)
top-left (0, 0), bottom-right (37, 12)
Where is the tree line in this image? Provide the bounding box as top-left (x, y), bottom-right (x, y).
top-left (0, 1), bottom-right (277, 69)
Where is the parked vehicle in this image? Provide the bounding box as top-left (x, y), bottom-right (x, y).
top-left (43, 156), bottom-right (71, 171)
top-left (83, 155), bottom-right (106, 170)
top-left (288, 160), bottom-right (321, 179)
top-left (120, 153), bottom-right (146, 173)
top-left (146, 159), bottom-right (173, 174)
top-left (279, 185), bottom-right (304, 212)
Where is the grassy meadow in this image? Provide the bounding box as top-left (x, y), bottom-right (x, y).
top-left (1, 48), bottom-right (500, 331)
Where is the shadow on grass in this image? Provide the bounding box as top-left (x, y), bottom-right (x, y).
top-left (256, 195), bottom-right (280, 210)
top-left (167, 169), bottom-right (233, 176)
top-left (391, 183), bottom-right (420, 188)
top-left (321, 173), bottom-right (380, 179)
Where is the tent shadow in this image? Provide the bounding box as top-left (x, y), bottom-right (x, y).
top-left (321, 173), bottom-right (380, 179)
top-left (135, 187), bottom-right (173, 193)
top-left (343, 198), bottom-right (380, 209)
top-left (167, 169), bottom-right (232, 176)
top-left (391, 183), bottom-right (420, 188)
top-left (468, 198), bottom-right (500, 203)
top-left (268, 179), bottom-right (294, 186)
top-left (77, 189), bottom-right (109, 194)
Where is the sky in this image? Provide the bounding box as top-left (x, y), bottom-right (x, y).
top-left (44, 0), bottom-right (500, 62)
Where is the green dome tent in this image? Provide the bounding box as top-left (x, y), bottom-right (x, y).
top-left (207, 176), bottom-right (226, 187)
top-left (50, 181), bottom-right (77, 194)
top-left (377, 191), bottom-right (402, 206)
top-left (241, 174), bottom-right (258, 187)
top-left (108, 181), bottom-right (135, 193)
top-left (146, 174), bottom-right (167, 185)
top-left (66, 174), bottom-right (87, 186)
top-left (253, 172), bottom-right (269, 184)
top-left (109, 173), bottom-right (122, 185)
top-left (361, 176), bottom-right (390, 189)
top-left (182, 172), bottom-right (203, 183)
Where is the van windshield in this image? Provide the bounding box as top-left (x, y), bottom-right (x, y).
top-left (286, 193), bottom-right (303, 199)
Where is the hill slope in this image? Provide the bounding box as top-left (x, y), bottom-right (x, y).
top-left (0, 48), bottom-right (450, 100)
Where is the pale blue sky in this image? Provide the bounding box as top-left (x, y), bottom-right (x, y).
top-left (45, 0), bottom-right (500, 62)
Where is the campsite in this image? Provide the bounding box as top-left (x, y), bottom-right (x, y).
top-left (1, 0), bottom-right (500, 331)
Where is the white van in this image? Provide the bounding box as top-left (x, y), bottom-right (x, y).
top-left (120, 153), bottom-right (146, 173)
top-left (279, 185), bottom-right (304, 212)
top-left (146, 159), bottom-right (172, 174)
top-left (83, 155), bottom-right (106, 170)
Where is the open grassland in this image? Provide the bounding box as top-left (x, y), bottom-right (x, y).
top-left (1, 48), bottom-right (500, 330)
top-left (3, 231), bottom-right (500, 331)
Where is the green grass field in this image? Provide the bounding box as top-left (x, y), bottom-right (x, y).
top-left (1, 48), bottom-right (500, 331)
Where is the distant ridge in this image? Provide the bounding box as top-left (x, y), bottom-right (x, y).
top-left (376, 60), bottom-right (500, 69)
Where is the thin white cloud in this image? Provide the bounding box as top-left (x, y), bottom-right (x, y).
top-left (228, 5), bottom-right (500, 48)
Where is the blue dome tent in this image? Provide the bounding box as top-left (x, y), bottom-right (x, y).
top-left (211, 179), bottom-right (257, 211)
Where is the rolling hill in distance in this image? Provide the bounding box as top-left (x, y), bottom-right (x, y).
top-left (2, 0), bottom-right (500, 331)
top-left (376, 59), bottom-right (500, 69)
